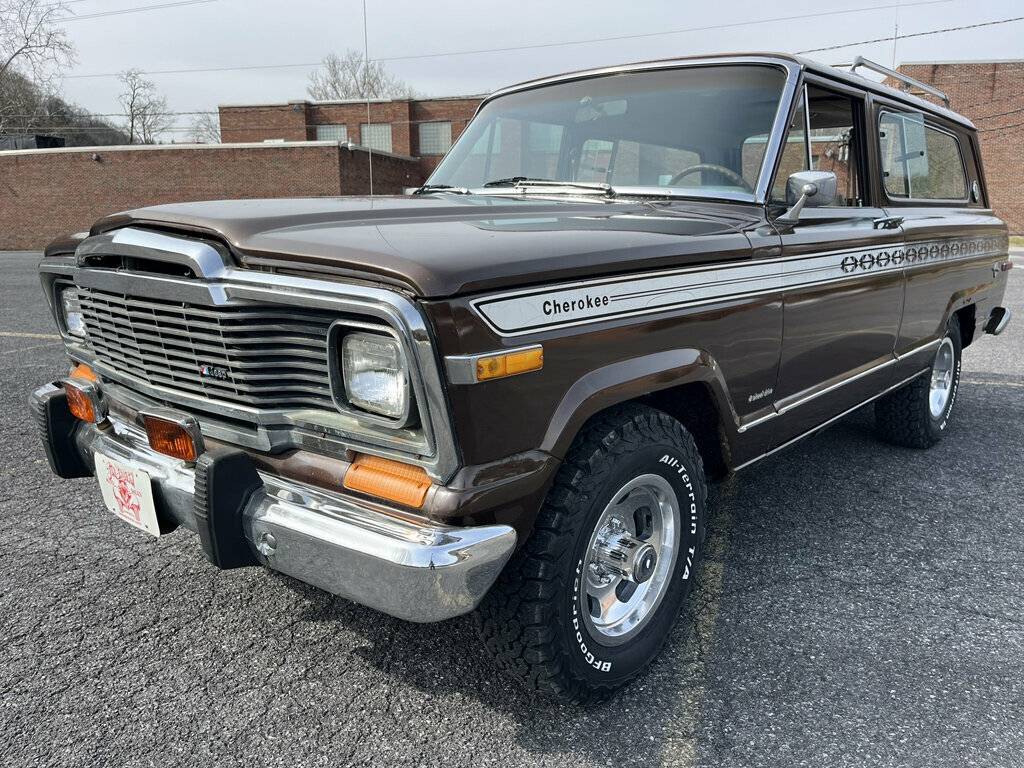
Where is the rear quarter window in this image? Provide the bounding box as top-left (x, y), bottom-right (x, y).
top-left (878, 111), bottom-right (968, 201)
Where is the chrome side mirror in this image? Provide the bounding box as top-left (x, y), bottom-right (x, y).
top-left (776, 171), bottom-right (837, 224)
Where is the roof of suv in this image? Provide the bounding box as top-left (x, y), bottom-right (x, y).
top-left (485, 52), bottom-right (975, 130)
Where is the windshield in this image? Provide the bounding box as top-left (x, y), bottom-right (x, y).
top-left (427, 64), bottom-right (788, 200)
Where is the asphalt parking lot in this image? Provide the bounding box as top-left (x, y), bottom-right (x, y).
top-left (1, 251), bottom-right (1022, 768)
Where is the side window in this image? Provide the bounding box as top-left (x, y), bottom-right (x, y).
top-left (878, 111), bottom-right (968, 200)
top-left (771, 85), bottom-right (864, 206)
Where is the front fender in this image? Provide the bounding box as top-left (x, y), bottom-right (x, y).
top-left (541, 348), bottom-right (739, 459)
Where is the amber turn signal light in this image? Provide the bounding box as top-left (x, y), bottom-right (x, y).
top-left (142, 413), bottom-right (203, 462)
top-left (63, 379), bottom-right (104, 423)
top-left (343, 454), bottom-right (432, 509)
top-left (476, 346), bottom-right (544, 382)
top-left (70, 363), bottom-right (98, 382)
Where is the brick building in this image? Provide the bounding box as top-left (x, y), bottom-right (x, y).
top-left (219, 95), bottom-right (483, 181)
top-left (893, 60), bottom-right (1023, 234)
top-left (0, 141), bottom-right (418, 250)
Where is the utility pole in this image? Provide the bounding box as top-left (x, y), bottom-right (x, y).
top-left (891, 1), bottom-right (900, 70)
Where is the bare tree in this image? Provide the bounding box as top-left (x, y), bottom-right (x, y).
top-left (307, 50), bottom-right (417, 101)
top-left (0, 0), bottom-right (76, 135)
top-left (117, 69), bottom-right (173, 144)
top-left (0, 69), bottom-right (129, 145)
top-left (189, 111), bottom-right (220, 143)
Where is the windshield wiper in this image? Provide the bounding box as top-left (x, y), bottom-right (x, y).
top-left (482, 177), bottom-right (615, 196)
top-left (482, 176), bottom-right (550, 187)
top-left (412, 184), bottom-right (471, 195)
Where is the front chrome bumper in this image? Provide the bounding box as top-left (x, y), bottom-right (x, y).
top-left (31, 382), bottom-right (516, 623)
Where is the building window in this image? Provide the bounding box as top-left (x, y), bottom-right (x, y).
top-left (315, 124), bottom-right (348, 142)
top-left (418, 121), bottom-right (452, 155)
top-left (360, 123), bottom-right (393, 153)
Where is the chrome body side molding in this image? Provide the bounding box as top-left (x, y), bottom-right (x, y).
top-left (734, 368), bottom-right (931, 471)
top-left (736, 337), bottom-right (942, 433)
top-left (737, 338), bottom-right (942, 434)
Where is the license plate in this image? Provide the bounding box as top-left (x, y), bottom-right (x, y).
top-left (94, 452), bottom-right (161, 537)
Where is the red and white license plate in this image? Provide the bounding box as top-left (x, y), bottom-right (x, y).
top-left (94, 452), bottom-right (161, 537)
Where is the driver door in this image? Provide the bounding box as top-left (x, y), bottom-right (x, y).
top-left (770, 80), bottom-right (905, 445)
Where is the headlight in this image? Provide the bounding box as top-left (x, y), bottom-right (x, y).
top-left (341, 332), bottom-right (409, 420)
top-left (61, 289), bottom-right (86, 338)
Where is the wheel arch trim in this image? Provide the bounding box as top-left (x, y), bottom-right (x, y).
top-left (540, 348), bottom-right (738, 459)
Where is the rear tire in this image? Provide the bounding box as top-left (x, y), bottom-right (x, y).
top-left (475, 404), bottom-right (707, 702)
top-left (875, 315), bottom-right (962, 449)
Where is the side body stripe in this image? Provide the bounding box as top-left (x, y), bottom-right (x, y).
top-left (472, 234), bottom-right (1008, 336)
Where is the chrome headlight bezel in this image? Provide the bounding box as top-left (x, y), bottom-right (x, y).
top-left (327, 320), bottom-right (413, 428)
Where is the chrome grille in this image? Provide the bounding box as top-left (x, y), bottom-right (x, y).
top-left (75, 287), bottom-right (335, 410)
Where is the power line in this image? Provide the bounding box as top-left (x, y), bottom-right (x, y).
top-left (797, 15), bottom-right (1024, 53)
top-left (63, 0), bottom-right (951, 79)
top-left (59, 0), bottom-right (219, 23)
top-left (65, 60), bottom-right (320, 79)
top-left (372, 0), bottom-right (953, 63)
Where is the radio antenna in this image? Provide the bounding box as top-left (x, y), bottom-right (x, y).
top-left (362, 0), bottom-right (374, 197)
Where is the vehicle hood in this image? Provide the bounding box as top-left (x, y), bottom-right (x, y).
top-left (94, 195), bottom-right (759, 298)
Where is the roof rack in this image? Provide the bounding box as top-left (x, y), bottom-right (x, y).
top-left (849, 56), bottom-right (950, 106)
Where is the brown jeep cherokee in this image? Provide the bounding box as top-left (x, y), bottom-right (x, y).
top-left (31, 54), bottom-right (1012, 701)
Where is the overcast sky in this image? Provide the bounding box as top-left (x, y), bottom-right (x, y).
top-left (55, 0), bottom-right (1023, 136)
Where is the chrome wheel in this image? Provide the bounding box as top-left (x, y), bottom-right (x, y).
top-left (929, 337), bottom-right (956, 418)
top-left (581, 474), bottom-right (680, 646)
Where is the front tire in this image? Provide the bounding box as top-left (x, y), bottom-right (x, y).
top-left (875, 315), bottom-right (962, 448)
top-left (475, 404), bottom-right (707, 702)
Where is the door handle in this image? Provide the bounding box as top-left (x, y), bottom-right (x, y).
top-left (873, 215), bottom-right (904, 230)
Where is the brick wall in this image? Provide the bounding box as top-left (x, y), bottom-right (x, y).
top-left (220, 96), bottom-right (483, 179)
top-left (218, 104), bottom-right (309, 142)
top-left (336, 144), bottom-right (421, 195)
top-left (0, 142), bottom-right (420, 250)
top-left (895, 62), bottom-right (1024, 234)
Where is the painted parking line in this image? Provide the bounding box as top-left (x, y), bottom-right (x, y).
top-left (0, 342), bottom-right (59, 356)
top-left (0, 332), bottom-right (60, 340)
top-left (962, 376), bottom-right (1024, 388)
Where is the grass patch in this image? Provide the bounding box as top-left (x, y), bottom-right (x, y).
top-left (1011, 236), bottom-right (1024, 248)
